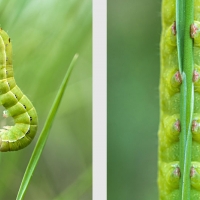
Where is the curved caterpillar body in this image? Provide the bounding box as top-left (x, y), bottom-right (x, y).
top-left (0, 28), bottom-right (38, 152)
top-left (158, 0), bottom-right (200, 199)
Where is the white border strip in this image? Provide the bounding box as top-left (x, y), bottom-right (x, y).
top-left (93, 0), bottom-right (107, 199)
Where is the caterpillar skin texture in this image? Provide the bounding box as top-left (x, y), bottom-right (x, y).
top-left (0, 29), bottom-right (38, 152)
top-left (158, 0), bottom-right (200, 199)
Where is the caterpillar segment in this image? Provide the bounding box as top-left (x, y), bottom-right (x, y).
top-left (0, 28), bottom-right (38, 152)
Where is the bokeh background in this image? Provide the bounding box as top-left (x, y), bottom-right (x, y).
top-left (108, 0), bottom-right (161, 199)
top-left (0, 0), bottom-right (92, 199)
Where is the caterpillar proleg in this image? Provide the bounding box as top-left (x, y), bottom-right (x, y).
top-left (0, 28), bottom-right (38, 152)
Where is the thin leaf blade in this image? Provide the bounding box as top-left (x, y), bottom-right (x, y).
top-left (16, 54), bottom-right (79, 200)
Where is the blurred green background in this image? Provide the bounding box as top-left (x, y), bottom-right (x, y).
top-left (0, 0), bottom-right (92, 199)
top-left (108, 0), bottom-right (161, 199)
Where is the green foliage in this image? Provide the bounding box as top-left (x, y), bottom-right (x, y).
top-left (108, 0), bottom-right (160, 199)
top-left (0, 0), bottom-right (92, 199)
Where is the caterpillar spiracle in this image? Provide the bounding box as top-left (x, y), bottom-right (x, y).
top-left (0, 28), bottom-right (38, 152)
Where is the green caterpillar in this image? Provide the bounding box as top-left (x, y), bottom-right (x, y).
top-left (0, 28), bottom-right (38, 152)
top-left (158, 0), bottom-right (200, 199)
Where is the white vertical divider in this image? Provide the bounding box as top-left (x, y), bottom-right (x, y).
top-left (93, 0), bottom-right (107, 199)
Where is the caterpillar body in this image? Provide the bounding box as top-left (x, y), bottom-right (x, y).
top-left (0, 28), bottom-right (38, 152)
top-left (158, 0), bottom-right (200, 199)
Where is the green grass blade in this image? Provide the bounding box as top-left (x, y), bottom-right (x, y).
top-left (16, 54), bottom-right (79, 200)
top-left (176, 0), bottom-right (184, 73)
top-left (177, 0), bottom-right (194, 198)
